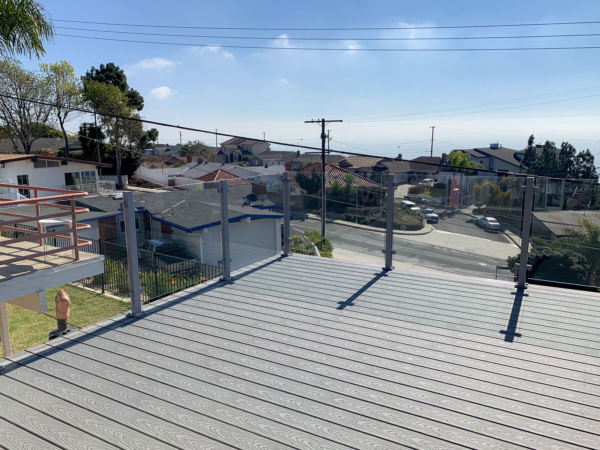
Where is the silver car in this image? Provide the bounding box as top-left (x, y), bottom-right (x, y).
top-left (476, 217), bottom-right (501, 231)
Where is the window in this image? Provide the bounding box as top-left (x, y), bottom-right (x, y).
top-left (33, 159), bottom-right (60, 168)
top-left (489, 158), bottom-right (495, 170)
top-left (119, 217), bottom-right (141, 234)
top-left (17, 174), bottom-right (29, 198)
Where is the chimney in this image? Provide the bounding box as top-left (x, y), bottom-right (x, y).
top-left (397, 153), bottom-right (402, 160)
top-left (442, 153), bottom-right (448, 160)
top-left (197, 156), bottom-right (204, 164)
top-left (296, 150), bottom-right (300, 157)
top-left (186, 154), bottom-right (193, 163)
top-left (285, 162), bottom-right (292, 171)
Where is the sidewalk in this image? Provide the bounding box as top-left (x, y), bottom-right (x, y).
top-left (307, 214), bottom-right (433, 236)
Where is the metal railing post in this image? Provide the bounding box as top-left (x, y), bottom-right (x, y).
top-left (516, 176), bottom-right (536, 288)
top-left (283, 172), bottom-right (292, 256)
top-left (122, 192), bottom-right (142, 316)
top-left (219, 180), bottom-right (232, 281)
top-left (382, 173), bottom-right (396, 271)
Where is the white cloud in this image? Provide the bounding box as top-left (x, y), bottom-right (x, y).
top-left (195, 45), bottom-right (234, 59)
top-left (276, 78), bottom-right (290, 85)
top-left (343, 41), bottom-right (361, 55)
top-left (126, 57), bottom-right (181, 75)
top-left (274, 34), bottom-right (292, 48)
top-left (150, 86), bottom-right (175, 100)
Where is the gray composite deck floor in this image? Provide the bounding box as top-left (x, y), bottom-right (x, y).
top-left (1, 254), bottom-right (600, 449)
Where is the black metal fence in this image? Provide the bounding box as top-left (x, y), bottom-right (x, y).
top-left (1, 225), bottom-right (221, 303)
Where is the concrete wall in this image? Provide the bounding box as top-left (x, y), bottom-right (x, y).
top-left (0, 159), bottom-right (100, 197)
top-left (135, 166), bottom-right (169, 185)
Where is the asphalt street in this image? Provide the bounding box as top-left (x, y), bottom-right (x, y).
top-left (291, 219), bottom-right (513, 279)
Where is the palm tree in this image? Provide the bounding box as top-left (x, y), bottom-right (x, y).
top-left (0, 0), bottom-right (54, 59)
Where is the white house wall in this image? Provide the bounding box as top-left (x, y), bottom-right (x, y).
top-left (0, 160), bottom-right (100, 197)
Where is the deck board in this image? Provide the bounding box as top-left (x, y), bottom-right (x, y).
top-left (2, 254), bottom-right (600, 449)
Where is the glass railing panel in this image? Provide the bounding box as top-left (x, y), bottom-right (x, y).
top-left (526, 178), bottom-right (600, 288)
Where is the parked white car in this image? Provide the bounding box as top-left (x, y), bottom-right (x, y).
top-left (401, 200), bottom-right (416, 207)
top-left (418, 179), bottom-right (435, 187)
top-left (419, 208), bottom-right (439, 223)
top-left (476, 217), bottom-right (501, 231)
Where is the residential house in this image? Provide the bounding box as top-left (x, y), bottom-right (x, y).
top-left (70, 187), bottom-right (282, 270)
top-left (354, 155), bottom-right (447, 183)
top-left (532, 210), bottom-right (600, 241)
top-left (291, 152), bottom-right (345, 171)
top-left (294, 163), bottom-right (381, 193)
top-left (195, 169), bottom-right (252, 186)
top-left (148, 144), bottom-right (184, 156)
top-left (247, 150), bottom-right (296, 167)
top-left (0, 154), bottom-right (112, 198)
top-left (216, 138), bottom-right (270, 163)
top-left (445, 143), bottom-right (522, 173)
top-left (336, 156), bottom-right (384, 171)
top-left (142, 155), bottom-right (184, 169)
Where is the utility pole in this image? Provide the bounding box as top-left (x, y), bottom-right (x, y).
top-left (215, 129), bottom-right (218, 149)
top-left (430, 126), bottom-right (435, 157)
top-left (327, 130), bottom-right (331, 151)
top-left (179, 131), bottom-right (182, 145)
top-left (263, 132), bottom-right (266, 141)
top-left (94, 109), bottom-right (102, 176)
top-left (305, 118), bottom-right (343, 242)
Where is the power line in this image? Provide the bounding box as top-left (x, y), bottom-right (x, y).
top-left (54, 18), bottom-right (600, 31)
top-left (54, 26), bottom-right (600, 41)
top-left (1, 93), bottom-right (595, 180)
top-left (55, 34), bottom-right (600, 51)
top-left (349, 86), bottom-right (600, 121)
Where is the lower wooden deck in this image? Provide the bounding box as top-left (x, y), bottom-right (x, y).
top-left (1, 255), bottom-right (599, 449)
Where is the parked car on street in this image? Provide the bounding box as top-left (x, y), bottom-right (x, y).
top-left (405, 194), bottom-right (425, 203)
top-left (418, 179), bottom-right (435, 187)
top-left (476, 217), bottom-right (501, 231)
top-left (419, 208), bottom-right (439, 223)
top-left (401, 200), bottom-right (417, 207)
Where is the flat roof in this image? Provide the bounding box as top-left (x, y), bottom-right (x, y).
top-left (2, 255), bottom-right (598, 449)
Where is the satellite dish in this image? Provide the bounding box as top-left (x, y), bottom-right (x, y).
top-left (257, 194), bottom-right (268, 204)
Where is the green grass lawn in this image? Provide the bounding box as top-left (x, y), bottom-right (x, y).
top-left (2, 285), bottom-right (130, 358)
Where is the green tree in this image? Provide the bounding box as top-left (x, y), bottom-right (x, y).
top-left (473, 181), bottom-right (513, 207)
top-left (574, 149), bottom-right (598, 180)
top-left (535, 141), bottom-right (558, 176)
top-left (0, 0), bottom-right (54, 59)
top-left (40, 60), bottom-right (83, 157)
top-left (77, 122), bottom-right (107, 161)
top-left (557, 141), bottom-right (577, 178)
top-left (179, 140), bottom-right (214, 161)
top-left (519, 134), bottom-right (537, 173)
top-left (555, 219), bottom-right (600, 285)
top-left (82, 79), bottom-right (132, 186)
top-left (82, 63), bottom-right (144, 110)
top-left (446, 150), bottom-right (484, 174)
top-left (0, 58), bottom-right (52, 154)
top-left (146, 128), bottom-right (159, 145)
top-left (295, 170), bottom-right (322, 195)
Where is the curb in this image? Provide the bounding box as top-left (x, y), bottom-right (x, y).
top-left (306, 214), bottom-right (433, 236)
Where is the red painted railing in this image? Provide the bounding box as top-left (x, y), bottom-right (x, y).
top-left (0, 184), bottom-right (93, 265)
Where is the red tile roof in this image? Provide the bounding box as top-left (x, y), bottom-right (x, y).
top-left (195, 169), bottom-right (251, 186)
top-left (299, 163), bottom-right (380, 188)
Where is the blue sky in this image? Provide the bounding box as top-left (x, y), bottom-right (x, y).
top-left (26, 0), bottom-right (600, 159)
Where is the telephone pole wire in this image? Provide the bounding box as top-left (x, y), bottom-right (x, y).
top-left (430, 126), bottom-right (436, 157)
top-left (305, 118), bottom-right (343, 241)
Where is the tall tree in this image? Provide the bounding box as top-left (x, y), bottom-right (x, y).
top-left (77, 122), bottom-right (107, 162)
top-left (519, 134), bottom-right (537, 173)
top-left (0, 0), bottom-right (54, 59)
top-left (446, 150), bottom-right (484, 174)
top-left (0, 58), bottom-right (53, 154)
top-left (81, 63), bottom-right (144, 110)
top-left (147, 127), bottom-right (159, 145)
top-left (536, 141), bottom-right (558, 176)
top-left (574, 149), bottom-right (598, 180)
top-left (179, 140), bottom-right (214, 161)
top-left (82, 79), bottom-right (131, 186)
top-left (40, 60), bottom-right (83, 157)
top-left (557, 141), bottom-right (577, 178)
top-left (556, 219), bottom-right (600, 286)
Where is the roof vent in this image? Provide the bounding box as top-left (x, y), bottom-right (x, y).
top-left (490, 142), bottom-right (502, 150)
